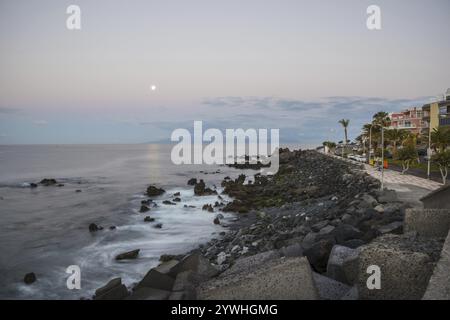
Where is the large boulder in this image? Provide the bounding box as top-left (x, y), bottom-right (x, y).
top-left (115, 249), bottom-right (140, 261)
top-left (94, 278), bottom-right (129, 300)
top-left (197, 257), bottom-right (319, 300)
top-left (332, 224), bottom-right (363, 244)
top-left (168, 252), bottom-right (219, 281)
top-left (194, 180), bottom-right (217, 196)
top-left (304, 239), bottom-right (335, 273)
top-left (135, 269), bottom-right (175, 291)
top-left (375, 189), bottom-right (398, 203)
top-left (146, 185), bottom-right (165, 197)
top-left (24, 272), bottom-right (36, 285)
top-left (326, 245), bottom-right (359, 285)
top-left (39, 178), bottom-right (57, 186)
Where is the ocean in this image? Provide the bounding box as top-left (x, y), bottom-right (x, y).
top-left (0, 144), bottom-right (257, 299)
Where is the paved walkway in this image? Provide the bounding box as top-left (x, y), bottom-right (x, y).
top-left (363, 164), bottom-right (442, 191)
top-left (364, 164), bottom-right (442, 208)
top-left (327, 153), bottom-right (443, 208)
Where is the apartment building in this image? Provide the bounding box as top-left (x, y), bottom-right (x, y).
top-left (422, 88), bottom-right (450, 133)
top-left (389, 107), bottom-right (426, 135)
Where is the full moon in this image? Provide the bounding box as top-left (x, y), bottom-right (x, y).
top-left (151, 85), bottom-right (157, 91)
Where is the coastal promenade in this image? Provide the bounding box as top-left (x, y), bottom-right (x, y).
top-left (328, 154), bottom-right (442, 208)
top-left (363, 163), bottom-right (442, 208)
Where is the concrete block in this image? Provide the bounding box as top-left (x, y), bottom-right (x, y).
top-left (405, 209), bottom-right (450, 238)
top-left (312, 272), bottom-right (351, 300)
top-left (357, 243), bottom-right (434, 300)
top-left (326, 245), bottom-right (359, 285)
top-left (198, 257), bottom-right (319, 300)
top-left (423, 231), bottom-right (450, 300)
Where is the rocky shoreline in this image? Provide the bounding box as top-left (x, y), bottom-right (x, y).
top-left (93, 148), bottom-right (447, 300)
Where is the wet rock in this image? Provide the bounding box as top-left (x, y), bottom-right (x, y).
top-left (173, 197), bottom-right (181, 202)
top-left (187, 178), bottom-right (197, 186)
top-left (24, 272), bottom-right (36, 285)
top-left (39, 178), bottom-right (57, 186)
top-left (135, 269), bottom-right (175, 291)
top-left (173, 192), bottom-right (181, 196)
top-left (109, 226), bottom-right (116, 230)
top-left (30, 183), bottom-right (38, 188)
top-left (139, 205), bottom-right (150, 213)
top-left (94, 278), bottom-right (129, 300)
top-left (144, 216), bottom-right (155, 222)
top-left (115, 249), bottom-right (140, 261)
top-left (202, 204), bottom-right (214, 212)
top-left (194, 180), bottom-right (217, 196)
top-left (89, 223), bottom-right (101, 232)
top-left (75, 190), bottom-right (82, 193)
top-left (154, 223), bottom-right (163, 229)
top-left (213, 217), bottom-right (220, 225)
top-left (146, 185), bottom-right (165, 197)
top-left (162, 200), bottom-right (176, 205)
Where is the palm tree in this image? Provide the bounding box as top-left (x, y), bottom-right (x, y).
top-left (385, 128), bottom-right (407, 158)
top-left (338, 119), bottom-right (350, 157)
top-left (372, 111), bottom-right (390, 127)
top-left (430, 127), bottom-right (450, 153)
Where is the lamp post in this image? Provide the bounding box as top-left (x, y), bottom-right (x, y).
top-left (368, 125), bottom-right (373, 164)
top-left (381, 126), bottom-right (385, 190)
top-left (427, 122), bottom-right (432, 179)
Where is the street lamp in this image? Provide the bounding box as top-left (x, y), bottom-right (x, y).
top-left (381, 126), bottom-right (385, 190)
top-left (368, 125), bottom-right (372, 164)
top-left (427, 122), bottom-right (432, 180)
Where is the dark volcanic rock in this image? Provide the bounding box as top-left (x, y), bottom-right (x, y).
top-left (146, 185), bottom-right (165, 197)
top-left (24, 272), bottom-right (36, 285)
top-left (89, 223), bottom-right (101, 232)
top-left (202, 204), bottom-right (214, 212)
top-left (39, 178), bottom-right (57, 186)
top-left (144, 216), bottom-right (155, 222)
top-left (187, 178), bottom-right (197, 186)
top-left (194, 180), bottom-right (217, 196)
top-left (94, 278), bottom-right (129, 300)
top-left (304, 239), bottom-right (335, 273)
top-left (115, 249), bottom-right (140, 261)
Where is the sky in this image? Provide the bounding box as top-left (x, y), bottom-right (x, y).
top-left (0, 0), bottom-right (449, 146)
